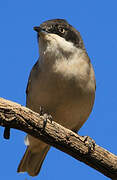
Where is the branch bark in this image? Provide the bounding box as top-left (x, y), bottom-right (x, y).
top-left (0, 97), bottom-right (117, 179)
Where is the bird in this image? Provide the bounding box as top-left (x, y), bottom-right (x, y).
top-left (17, 19), bottom-right (96, 176)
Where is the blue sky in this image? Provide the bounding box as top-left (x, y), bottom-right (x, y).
top-left (0, 0), bottom-right (117, 179)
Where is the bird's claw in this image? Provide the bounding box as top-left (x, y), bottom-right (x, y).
top-left (83, 136), bottom-right (95, 152)
top-left (40, 106), bottom-right (52, 130)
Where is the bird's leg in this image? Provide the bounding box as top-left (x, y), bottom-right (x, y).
top-left (39, 106), bottom-right (45, 116)
top-left (40, 106), bottom-right (52, 130)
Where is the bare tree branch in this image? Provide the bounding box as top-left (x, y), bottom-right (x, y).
top-left (0, 97), bottom-right (117, 179)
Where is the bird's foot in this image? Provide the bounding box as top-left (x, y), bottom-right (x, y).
top-left (83, 136), bottom-right (95, 152)
top-left (40, 106), bottom-right (52, 130)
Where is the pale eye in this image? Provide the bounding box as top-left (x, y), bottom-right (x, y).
top-left (59, 28), bottom-right (65, 34)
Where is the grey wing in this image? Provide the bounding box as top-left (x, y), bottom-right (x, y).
top-left (26, 60), bottom-right (39, 107)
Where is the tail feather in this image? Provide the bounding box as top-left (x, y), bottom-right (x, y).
top-left (17, 143), bottom-right (50, 176)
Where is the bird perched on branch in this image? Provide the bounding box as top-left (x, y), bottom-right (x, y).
top-left (17, 19), bottom-right (96, 176)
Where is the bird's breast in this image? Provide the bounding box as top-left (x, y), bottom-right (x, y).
top-left (27, 54), bottom-right (95, 132)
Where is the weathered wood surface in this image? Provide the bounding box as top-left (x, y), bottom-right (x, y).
top-left (0, 97), bottom-right (117, 179)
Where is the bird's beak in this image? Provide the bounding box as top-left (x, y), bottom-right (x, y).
top-left (33, 26), bottom-right (48, 39)
top-left (33, 26), bottom-right (42, 32)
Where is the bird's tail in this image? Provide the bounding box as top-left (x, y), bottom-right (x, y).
top-left (17, 137), bottom-right (50, 176)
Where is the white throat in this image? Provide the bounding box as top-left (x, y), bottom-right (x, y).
top-left (38, 33), bottom-right (84, 66)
